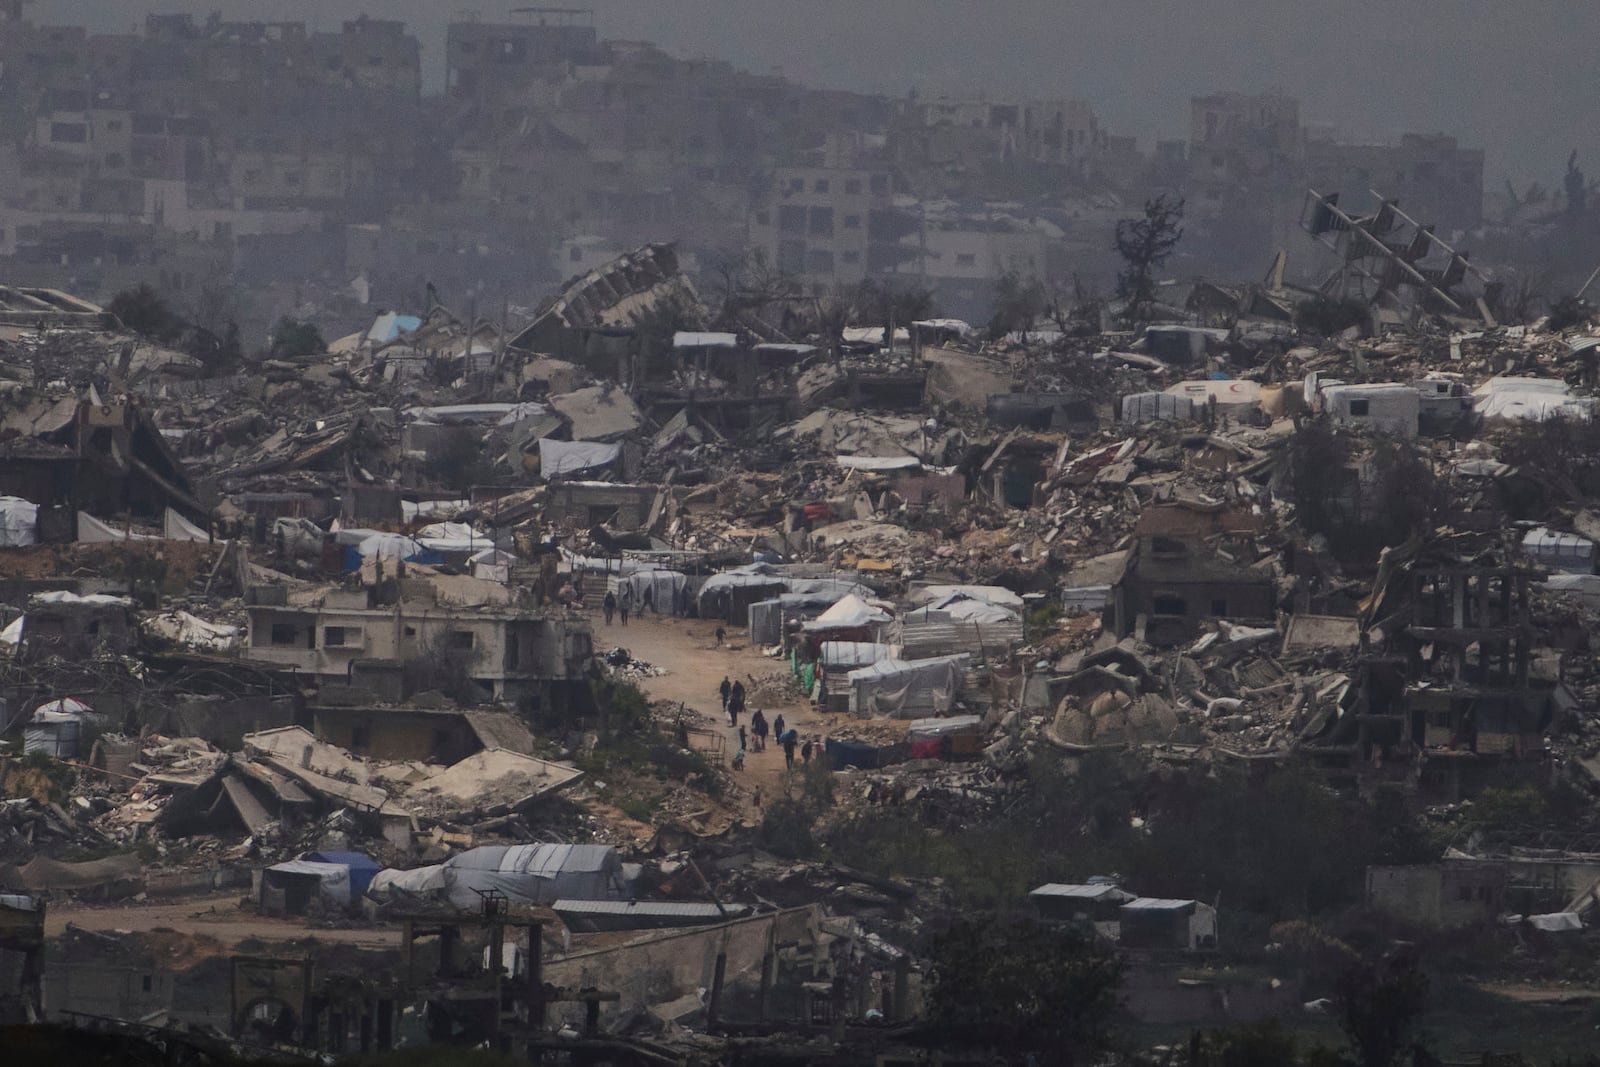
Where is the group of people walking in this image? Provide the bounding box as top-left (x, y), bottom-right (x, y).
top-left (722, 676), bottom-right (812, 769)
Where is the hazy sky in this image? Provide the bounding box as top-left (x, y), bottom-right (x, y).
top-left (32, 0), bottom-right (1600, 189)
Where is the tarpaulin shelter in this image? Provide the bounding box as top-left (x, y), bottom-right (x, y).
top-left (261, 860), bottom-right (354, 914)
top-left (368, 843), bottom-right (625, 911)
top-left (819, 641), bottom-right (893, 670)
top-left (305, 851), bottom-right (381, 898)
top-left (540, 438), bottom-right (622, 478)
top-left (24, 698), bottom-right (98, 758)
top-left (0, 497), bottom-right (38, 547)
top-left (615, 567), bottom-right (688, 612)
top-left (846, 654), bottom-right (970, 718)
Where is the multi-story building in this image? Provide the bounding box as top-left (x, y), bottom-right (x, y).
top-left (244, 580), bottom-right (594, 706)
top-left (1305, 133), bottom-right (1484, 234)
top-left (446, 13), bottom-right (604, 104)
top-left (751, 166), bottom-right (899, 291)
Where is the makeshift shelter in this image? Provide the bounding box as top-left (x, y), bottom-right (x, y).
top-left (846, 654), bottom-right (970, 718)
top-left (1474, 377), bottom-right (1595, 422)
top-left (1522, 527), bottom-right (1596, 574)
top-left (614, 568), bottom-right (689, 613)
top-left (24, 698), bottom-right (97, 758)
top-left (369, 843), bottom-right (625, 911)
top-left (803, 594), bottom-right (891, 633)
top-left (0, 497), bottom-right (38, 547)
top-left (819, 641), bottom-right (893, 670)
top-left (261, 860), bottom-right (354, 915)
top-left (304, 851), bottom-right (381, 898)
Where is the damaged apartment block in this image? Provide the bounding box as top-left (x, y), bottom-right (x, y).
top-left (1308, 534), bottom-right (1552, 798)
top-left (243, 569), bottom-right (593, 711)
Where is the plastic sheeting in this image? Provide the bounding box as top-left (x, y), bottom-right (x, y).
top-left (78, 511), bottom-right (158, 542)
top-left (615, 568), bottom-right (687, 612)
top-left (0, 616), bottom-right (22, 647)
top-left (803, 594), bottom-right (892, 632)
top-left (1474, 377), bottom-right (1595, 422)
top-left (142, 611), bottom-right (242, 652)
top-left (163, 507), bottom-right (210, 542)
top-left (819, 641), bottom-right (893, 669)
top-left (1120, 392), bottom-right (1196, 424)
top-left (540, 438), bottom-right (622, 477)
top-left (263, 861), bottom-right (354, 909)
top-left (0, 497), bottom-right (38, 547)
top-left (846, 654), bottom-right (970, 719)
top-left (369, 843), bottom-right (625, 911)
top-left (354, 532), bottom-right (426, 561)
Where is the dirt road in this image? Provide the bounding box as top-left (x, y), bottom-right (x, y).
top-left (48, 893), bottom-right (403, 950)
top-left (592, 609), bottom-right (835, 807)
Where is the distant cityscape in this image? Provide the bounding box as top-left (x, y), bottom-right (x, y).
top-left (0, 3), bottom-right (1569, 343)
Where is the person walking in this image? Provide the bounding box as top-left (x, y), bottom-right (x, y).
top-left (720, 676), bottom-right (732, 715)
top-left (619, 585), bottom-right (632, 626)
top-left (781, 729), bottom-right (798, 769)
top-left (773, 712), bottom-right (786, 739)
top-left (751, 709), bottom-right (768, 752)
top-left (801, 739), bottom-right (813, 764)
top-left (728, 681), bottom-right (745, 728)
top-left (738, 724), bottom-right (748, 753)
top-left (602, 590), bottom-right (616, 625)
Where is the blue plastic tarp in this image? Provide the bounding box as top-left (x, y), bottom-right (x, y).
top-left (306, 850), bottom-right (381, 898)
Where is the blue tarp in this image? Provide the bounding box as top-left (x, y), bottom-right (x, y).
top-left (306, 850), bottom-right (381, 898)
top-left (825, 737), bottom-right (883, 770)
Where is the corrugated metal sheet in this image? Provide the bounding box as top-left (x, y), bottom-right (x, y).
top-left (893, 614), bottom-right (1023, 661)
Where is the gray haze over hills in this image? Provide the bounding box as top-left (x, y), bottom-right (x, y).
top-left (31, 0), bottom-right (1599, 188)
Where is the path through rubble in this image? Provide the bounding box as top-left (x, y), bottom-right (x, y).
top-left (591, 609), bottom-right (833, 812)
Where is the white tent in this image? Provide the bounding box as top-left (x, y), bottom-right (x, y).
top-left (368, 843), bottom-right (626, 911)
top-left (163, 507), bottom-right (211, 542)
top-left (803, 594), bottom-right (891, 632)
top-left (262, 860), bottom-right (354, 911)
top-left (846, 654), bottom-right (970, 718)
top-left (0, 497), bottom-right (38, 547)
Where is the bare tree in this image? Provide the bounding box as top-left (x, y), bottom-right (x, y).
top-left (1114, 194), bottom-right (1185, 324)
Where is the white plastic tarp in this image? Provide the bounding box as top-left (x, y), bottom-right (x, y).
top-left (820, 641), bottom-right (893, 669)
top-left (617, 568), bottom-right (687, 609)
top-left (0, 497), bottom-right (38, 547)
top-left (847, 653), bottom-right (970, 718)
top-left (540, 438), bottom-right (622, 477)
top-left (163, 507), bottom-right (210, 542)
top-left (0, 616), bottom-right (22, 647)
top-left (909, 585), bottom-right (1024, 609)
top-left (368, 843), bottom-right (624, 911)
top-left (1474, 377), bottom-right (1594, 422)
top-left (907, 714), bottom-right (983, 739)
top-left (417, 521), bottom-right (479, 542)
top-left (804, 594), bottom-right (892, 631)
top-left (1527, 912), bottom-right (1584, 932)
top-left (355, 532), bottom-right (425, 561)
top-left (265, 860), bottom-right (353, 908)
top-left (142, 611), bottom-right (241, 652)
top-left (32, 591), bottom-right (131, 607)
top-left (78, 512), bottom-right (157, 542)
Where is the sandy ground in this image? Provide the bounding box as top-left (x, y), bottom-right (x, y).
top-left (47, 892), bottom-right (404, 949)
top-left (592, 608), bottom-right (837, 808)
